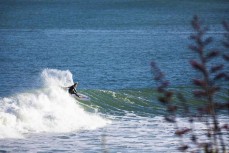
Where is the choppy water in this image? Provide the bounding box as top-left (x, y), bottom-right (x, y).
top-left (0, 0), bottom-right (229, 152)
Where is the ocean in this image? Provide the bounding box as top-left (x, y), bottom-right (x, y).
top-left (0, 0), bottom-right (228, 152)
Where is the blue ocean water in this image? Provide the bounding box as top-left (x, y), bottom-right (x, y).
top-left (0, 0), bottom-right (228, 152)
top-left (1, 0), bottom-right (228, 97)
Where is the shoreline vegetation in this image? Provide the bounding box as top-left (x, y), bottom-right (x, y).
top-left (151, 16), bottom-right (229, 152)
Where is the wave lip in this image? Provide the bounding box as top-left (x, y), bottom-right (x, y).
top-left (0, 69), bottom-right (110, 139)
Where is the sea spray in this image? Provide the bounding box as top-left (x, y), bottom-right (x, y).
top-left (41, 68), bottom-right (74, 87)
top-left (0, 69), bottom-right (110, 139)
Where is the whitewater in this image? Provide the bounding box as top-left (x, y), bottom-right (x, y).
top-left (0, 69), bottom-right (109, 139)
top-left (0, 69), bottom-right (228, 152)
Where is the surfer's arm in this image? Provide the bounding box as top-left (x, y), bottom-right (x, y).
top-left (73, 88), bottom-right (77, 93)
top-left (66, 85), bottom-right (74, 89)
top-left (61, 86), bottom-right (69, 90)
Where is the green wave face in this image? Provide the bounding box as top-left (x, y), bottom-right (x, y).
top-left (79, 87), bottom-right (229, 117)
top-left (79, 89), bottom-right (164, 116)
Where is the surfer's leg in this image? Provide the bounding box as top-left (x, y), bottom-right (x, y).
top-left (75, 92), bottom-right (80, 98)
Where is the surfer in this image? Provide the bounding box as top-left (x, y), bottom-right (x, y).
top-left (67, 82), bottom-right (80, 98)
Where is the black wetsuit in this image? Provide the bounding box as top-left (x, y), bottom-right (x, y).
top-left (68, 85), bottom-right (80, 97)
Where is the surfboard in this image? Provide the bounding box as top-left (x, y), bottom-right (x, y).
top-left (73, 93), bottom-right (91, 101)
top-left (60, 86), bottom-right (90, 101)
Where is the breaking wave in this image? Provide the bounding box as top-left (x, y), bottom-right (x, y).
top-left (0, 69), bottom-right (110, 138)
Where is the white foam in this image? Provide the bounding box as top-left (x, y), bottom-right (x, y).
top-left (0, 69), bottom-right (110, 139)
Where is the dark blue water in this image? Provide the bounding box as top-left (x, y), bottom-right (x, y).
top-left (1, 0), bottom-right (229, 97)
top-left (0, 1), bottom-right (229, 152)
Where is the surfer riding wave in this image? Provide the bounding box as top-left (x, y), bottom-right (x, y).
top-left (65, 81), bottom-right (90, 101)
top-left (67, 82), bottom-right (80, 98)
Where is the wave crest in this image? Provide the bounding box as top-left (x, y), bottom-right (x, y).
top-left (0, 69), bottom-right (109, 139)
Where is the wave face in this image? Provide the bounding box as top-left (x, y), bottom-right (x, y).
top-left (0, 69), bottom-right (109, 138)
top-left (78, 88), bottom-right (163, 117)
top-left (0, 69), bottom-right (227, 139)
